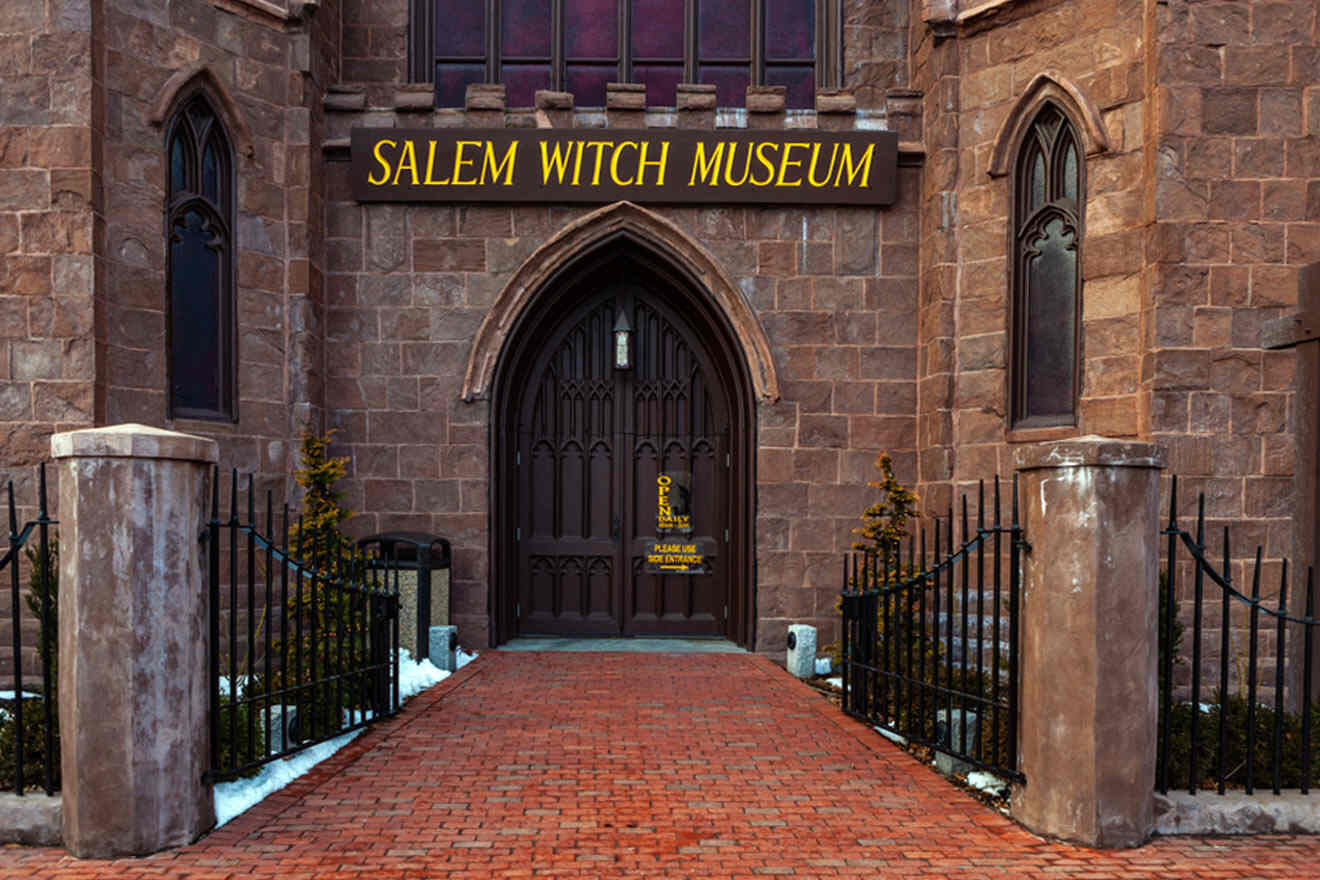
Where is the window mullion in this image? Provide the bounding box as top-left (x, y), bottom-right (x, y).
top-left (751, 0), bottom-right (763, 87)
top-left (487, 0), bottom-right (501, 84)
top-left (684, 0), bottom-right (696, 83)
top-left (619, 0), bottom-right (631, 82)
top-left (552, 0), bottom-right (565, 91)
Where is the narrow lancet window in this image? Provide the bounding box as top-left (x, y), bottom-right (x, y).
top-left (165, 94), bottom-right (235, 420)
top-left (1011, 104), bottom-right (1082, 428)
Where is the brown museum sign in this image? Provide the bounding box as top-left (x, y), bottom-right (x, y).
top-left (350, 129), bottom-right (898, 206)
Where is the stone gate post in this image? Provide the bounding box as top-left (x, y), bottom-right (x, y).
top-left (1012, 437), bottom-right (1165, 848)
top-left (52, 424), bottom-right (218, 858)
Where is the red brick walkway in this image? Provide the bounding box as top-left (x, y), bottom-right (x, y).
top-left (3, 652), bottom-right (1318, 878)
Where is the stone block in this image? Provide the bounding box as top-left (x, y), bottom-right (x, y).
top-left (430, 625), bottom-right (458, 671)
top-left (934, 709), bottom-right (979, 776)
top-left (676, 84), bottom-right (716, 111)
top-left (0, 793), bottom-right (61, 846)
top-left (606, 82), bottom-right (646, 111)
top-left (746, 85), bottom-right (786, 113)
top-left (785, 624), bottom-right (816, 678)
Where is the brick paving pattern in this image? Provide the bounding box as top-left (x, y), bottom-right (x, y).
top-left (3, 651), bottom-right (1318, 878)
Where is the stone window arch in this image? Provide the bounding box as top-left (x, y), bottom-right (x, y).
top-left (165, 92), bottom-right (236, 421)
top-left (1010, 102), bottom-right (1083, 429)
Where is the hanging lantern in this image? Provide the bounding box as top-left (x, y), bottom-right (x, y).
top-left (613, 309), bottom-right (633, 370)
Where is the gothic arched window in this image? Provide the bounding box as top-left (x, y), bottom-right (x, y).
top-left (1011, 103), bottom-right (1082, 429)
top-left (166, 93), bottom-right (235, 421)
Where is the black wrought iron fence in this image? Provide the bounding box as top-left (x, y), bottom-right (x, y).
top-left (0, 464), bottom-right (58, 795)
top-left (206, 470), bottom-right (400, 783)
top-left (1159, 476), bottom-right (1319, 796)
top-left (840, 478), bottom-right (1024, 781)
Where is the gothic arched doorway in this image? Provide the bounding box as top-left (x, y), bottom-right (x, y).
top-left (490, 239), bottom-right (755, 647)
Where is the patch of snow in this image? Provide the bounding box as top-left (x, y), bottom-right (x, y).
top-left (875, 726), bottom-right (908, 747)
top-left (814, 657), bottom-right (832, 675)
top-left (456, 648), bottom-right (477, 669)
top-left (826, 676), bottom-right (842, 688)
top-left (212, 647), bottom-right (475, 828)
top-left (0, 690), bottom-right (42, 700)
top-left (213, 729), bottom-right (362, 827)
top-left (966, 770), bottom-right (1009, 796)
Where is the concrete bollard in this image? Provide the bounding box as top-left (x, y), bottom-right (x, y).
top-left (429, 625), bottom-right (458, 672)
top-left (785, 624), bottom-right (817, 678)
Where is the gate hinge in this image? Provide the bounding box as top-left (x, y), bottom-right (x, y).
top-left (515, 527), bottom-right (521, 541)
top-left (723, 605), bottom-right (728, 621)
top-left (725, 453), bottom-right (731, 468)
top-left (724, 528), bottom-right (729, 543)
top-left (516, 603), bottom-right (521, 618)
top-left (515, 450), bottom-right (520, 466)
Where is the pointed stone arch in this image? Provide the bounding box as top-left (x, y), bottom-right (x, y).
top-left (462, 201), bottom-right (780, 402)
top-left (149, 63), bottom-right (255, 161)
top-left (987, 71), bottom-right (1110, 178)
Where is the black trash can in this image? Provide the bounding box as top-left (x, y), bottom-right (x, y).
top-left (357, 532), bottom-right (452, 661)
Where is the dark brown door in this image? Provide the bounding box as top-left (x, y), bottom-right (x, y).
top-left (514, 285), bottom-right (730, 637)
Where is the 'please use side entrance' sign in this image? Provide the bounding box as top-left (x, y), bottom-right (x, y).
top-left (350, 129), bottom-right (898, 206)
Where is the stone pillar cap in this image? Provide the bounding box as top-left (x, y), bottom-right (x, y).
top-left (1013, 435), bottom-right (1166, 471)
top-left (52, 423), bottom-right (220, 463)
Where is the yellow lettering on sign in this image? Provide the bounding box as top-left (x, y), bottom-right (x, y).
top-left (540, 140), bottom-right (574, 184)
top-left (775, 142), bottom-right (808, 187)
top-left (423, 140), bottom-right (450, 185)
top-left (750, 142), bottom-right (777, 186)
top-left (451, 140), bottom-right (481, 185)
top-left (688, 141), bottom-right (724, 186)
top-left (368, 139), bottom-right (397, 185)
top-left (638, 140), bottom-right (669, 186)
top-left (833, 143), bottom-right (875, 188)
top-left (391, 140), bottom-right (419, 186)
top-left (481, 141), bottom-right (518, 185)
top-left (725, 143), bottom-right (752, 186)
top-left (584, 141), bottom-right (611, 186)
top-left (610, 141), bottom-right (638, 186)
top-left (807, 142), bottom-right (839, 187)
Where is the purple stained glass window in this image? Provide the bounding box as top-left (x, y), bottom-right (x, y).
top-left (699, 65), bottom-right (750, 108)
top-left (436, 63), bottom-right (487, 107)
top-left (633, 64), bottom-right (682, 106)
top-left (631, 0), bottom-right (684, 59)
top-left (764, 0), bottom-right (813, 59)
top-left (764, 65), bottom-right (814, 109)
top-left (567, 65), bottom-right (615, 106)
top-left (699, 0), bottom-right (750, 60)
top-left (503, 0), bottom-right (552, 57)
top-left (435, 1), bottom-right (486, 57)
top-left (566, 0), bottom-right (618, 58)
top-left (504, 64), bottom-right (552, 107)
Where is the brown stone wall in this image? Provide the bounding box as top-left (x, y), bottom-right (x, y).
top-left (320, 99), bottom-right (919, 650)
top-left (0, 0), bottom-right (98, 470)
top-left (0, 0), bottom-right (98, 682)
top-left (98, 0), bottom-right (335, 493)
top-left (910, 0), bottom-right (1151, 515)
top-left (1151, 0), bottom-right (1313, 603)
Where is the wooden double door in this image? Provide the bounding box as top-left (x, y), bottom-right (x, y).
top-left (510, 285), bottom-right (732, 637)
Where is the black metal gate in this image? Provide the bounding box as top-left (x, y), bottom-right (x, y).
top-left (206, 471), bottom-right (401, 782)
top-left (840, 478), bottom-right (1024, 781)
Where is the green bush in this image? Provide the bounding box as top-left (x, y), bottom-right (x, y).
top-left (1160, 691), bottom-right (1320, 791)
top-left (0, 698), bottom-right (59, 792)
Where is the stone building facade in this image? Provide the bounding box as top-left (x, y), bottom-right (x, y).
top-left (0, 0), bottom-right (1314, 656)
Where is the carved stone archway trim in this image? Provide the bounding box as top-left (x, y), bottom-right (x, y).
top-left (462, 201), bottom-right (780, 402)
top-left (987, 71), bottom-right (1110, 178)
top-left (149, 63), bottom-right (256, 160)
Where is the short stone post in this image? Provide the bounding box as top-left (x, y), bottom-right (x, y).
top-left (1012, 437), bottom-right (1164, 849)
top-left (52, 424), bottom-right (218, 858)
